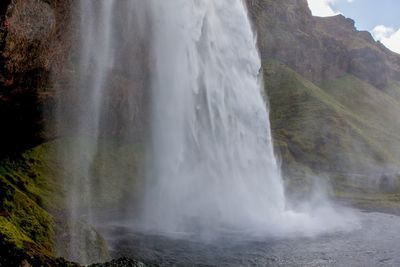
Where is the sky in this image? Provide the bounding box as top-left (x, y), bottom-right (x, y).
top-left (307, 0), bottom-right (400, 54)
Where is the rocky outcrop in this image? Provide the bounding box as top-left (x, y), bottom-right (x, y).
top-left (247, 0), bottom-right (400, 88)
top-left (0, 236), bottom-right (79, 267)
top-left (0, 0), bottom-right (71, 156)
top-left (89, 257), bottom-right (147, 267)
top-left (314, 15), bottom-right (400, 88)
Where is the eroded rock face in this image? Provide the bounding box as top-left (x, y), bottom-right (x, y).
top-left (0, 0), bottom-right (71, 156)
top-left (247, 0), bottom-right (400, 88)
top-left (314, 14), bottom-right (400, 89)
top-left (7, 0), bottom-right (55, 40)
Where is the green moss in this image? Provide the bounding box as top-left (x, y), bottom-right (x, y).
top-left (0, 141), bottom-right (65, 256)
top-left (0, 184), bottom-right (55, 256)
top-left (0, 217), bottom-right (33, 248)
top-left (7, 190), bottom-right (54, 250)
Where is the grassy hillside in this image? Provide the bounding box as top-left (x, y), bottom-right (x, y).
top-left (322, 76), bottom-right (400, 162)
top-left (384, 80), bottom-right (400, 103)
top-left (264, 60), bottom-right (400, 208)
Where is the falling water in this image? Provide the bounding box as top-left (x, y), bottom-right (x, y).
top-left (142, 0), bottom-right (285, 234)
top-left (57, 0), bottom-right (150, 263)
top-left (57, 0), bottom-right (358, 264)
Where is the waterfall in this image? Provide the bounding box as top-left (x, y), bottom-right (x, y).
top-left (142, 0), bottom-right (285, 234)
top-left (56, 0), bottom-right (150, 263)
top-left (57, 0), bottom-right (357, 264)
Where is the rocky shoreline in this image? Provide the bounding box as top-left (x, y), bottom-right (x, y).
top-left (1, 237), bottom-right (146, 267)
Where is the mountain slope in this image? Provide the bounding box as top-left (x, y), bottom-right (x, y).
top-left (264, 60), bottom-right (400, 205)
top-left (245, 0), bottom-right (400, 199)
top-left (247, 0), bottom-right (400, 88)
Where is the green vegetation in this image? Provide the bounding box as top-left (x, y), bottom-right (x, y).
top-left (264, 60), bottom-right (400, 208)
top-left (0, 142), bottom-right (61, 255)
top-left (0, 138), bottom-right (144, 260)
top-left (0, 217), bottom-right (34, 248)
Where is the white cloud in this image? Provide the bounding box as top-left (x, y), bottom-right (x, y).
top-left (307, 0), bottom-right (339, 17)
top-left (306, 1), bottom-right (400, 54)
top-left (372, 25), bottom-right (400, 54)
top-left (307, 0), bottom-right (355, 17)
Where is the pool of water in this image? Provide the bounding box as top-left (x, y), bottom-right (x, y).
top-left (101, 212), bottom-right (400, 266)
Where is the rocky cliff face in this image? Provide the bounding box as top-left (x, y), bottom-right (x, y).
top-left (0, 0), bottom-right (71, 156)
top-left (247, 0), bottom-right (400, 88)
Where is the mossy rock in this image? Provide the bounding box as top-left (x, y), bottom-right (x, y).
top-left (0, 140), bottom-right (76, 261)
top-left (0, 138), bottom-right (144, 263)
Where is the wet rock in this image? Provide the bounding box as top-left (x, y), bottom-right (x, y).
top-left (0, 0), bottom-right (72, 156)
top-left (20, 259), bottom-right (32, 267)
top-left (55, 219), bottom-right (110, 265)
top-left (0, 234), bottom-right (80, 267)
top-left (89, 257), bottom-right (147, 267)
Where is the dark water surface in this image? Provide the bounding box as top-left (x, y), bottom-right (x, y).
top-left (101, 212), bottom-right (400, 266)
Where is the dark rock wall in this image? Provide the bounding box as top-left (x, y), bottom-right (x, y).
top-left (0, 0), bottom-right (71, 156)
